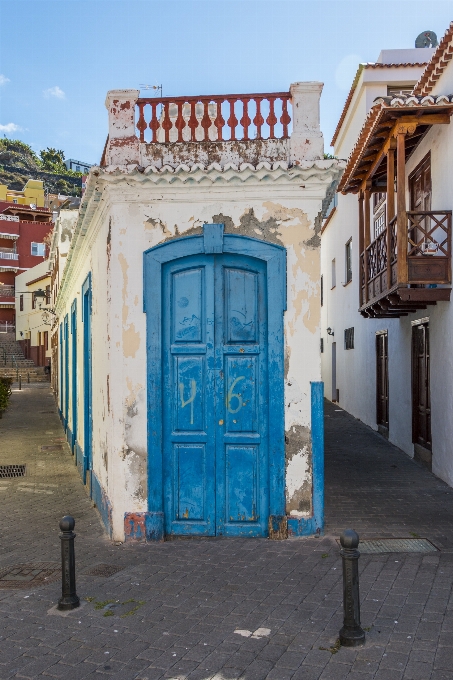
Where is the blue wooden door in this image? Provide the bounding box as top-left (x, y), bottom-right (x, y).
top-left (82, 275), bottom-right (92, 485)
top-left (71, 300), bottom-right (77, 451)
top-left (163, 253), bottom-right (268, 536)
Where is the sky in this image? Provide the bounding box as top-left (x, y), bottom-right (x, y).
top-left (0, 0), bottom-right (451, 165)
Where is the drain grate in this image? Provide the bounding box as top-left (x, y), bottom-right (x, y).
top-left (356, 538), bottom-right (438, 554)
top-left (0, 465), bottom-right (26, 478)
top-left (0, 563), bottom-right (60, 589)
top-left (83, 564), bottom-right (125, 578)
top-left (41, 445), bottom-right (63, 451)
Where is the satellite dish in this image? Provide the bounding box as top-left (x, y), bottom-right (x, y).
top-left (415, 31), bottom-right (438, 48)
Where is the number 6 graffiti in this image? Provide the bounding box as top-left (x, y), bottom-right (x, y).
top-left (179, 379), bottom-right (197, 424)
top-left (227, 376), bottom-right (245, 414)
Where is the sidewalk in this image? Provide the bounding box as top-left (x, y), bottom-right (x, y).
top-left (0, 386), bottom-right (452, 680)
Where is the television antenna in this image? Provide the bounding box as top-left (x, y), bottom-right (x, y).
top-left (139, 84), bottom-right (163, 98)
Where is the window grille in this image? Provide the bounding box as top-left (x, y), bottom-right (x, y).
top-left (344, 327), bottom-right (354, 350)
top-left (320, 337), bottom-right (324, 353)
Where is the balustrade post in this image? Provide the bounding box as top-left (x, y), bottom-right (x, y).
top-left (104, 90), bottom-right (140, 166)
top-left (364, 186), bottom-right (371, 303)
top-left (358, 192), bottom-right (365, 307)
top-left (289, 82), bottom-right (324, 162)
top-left (396, 128), bottom-right (409, 285)
top-left (386, 143), bottom-right (396, 291)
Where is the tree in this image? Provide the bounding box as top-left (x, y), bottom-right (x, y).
top-left (39, 147), bottom-right (66, 172)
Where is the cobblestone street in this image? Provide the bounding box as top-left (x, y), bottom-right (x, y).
top-left (1, 386), bottom-right (453, 679)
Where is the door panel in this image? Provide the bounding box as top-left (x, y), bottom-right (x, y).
top-left (174, 444), bottom-right (207, 521)
top-left (216, 257), bottom-right (268, 537)
top-left (163, 258), bottom-right (215, 536)
top-left (163, 254), bottom-right (269, 537)
top-left (226, 445), bottom-right (258, 523)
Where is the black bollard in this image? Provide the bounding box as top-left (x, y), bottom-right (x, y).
top-left (27, 372), bottom-right (30, 384)
top-left (57, 516), bottom-right (80, 611)
top-left (19, 375), bottom-right (21, 390)
top-left (339, 529), bottom-right (365, 647)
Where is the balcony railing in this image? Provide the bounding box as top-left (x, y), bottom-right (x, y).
top-left (0, 286), bottom-right (15, 298)
top-left (136, 93), bottom-right (292, 144)
top-left (0, 250), bottom-right (19, 260)
top-left (361, 210), bottom-right (452, 310)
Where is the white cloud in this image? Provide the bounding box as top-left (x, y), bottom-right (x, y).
top-left (335, 54), bottom-right (364, 91)
top-left (0, 75), bottom-right (10, 86)
top-left (0, 123), bottom-right (22, 133)
top-left (43, 86), bottom-right (65, 99)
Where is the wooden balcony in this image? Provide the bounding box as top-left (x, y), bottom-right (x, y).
top-left (360, 210), bottom-right (452, 318)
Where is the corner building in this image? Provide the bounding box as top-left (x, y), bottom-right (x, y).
top-left (55, 84), bottom-right (343, 542)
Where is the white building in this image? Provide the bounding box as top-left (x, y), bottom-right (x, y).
top-left (54, 85), bottom-right (344, 542)
top-left (64, 159), bottom-right (92, 174)
top-left (321, 23), bottom-right (453, 480)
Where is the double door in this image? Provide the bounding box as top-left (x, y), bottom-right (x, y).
top-left (162, 253), bottom-right (269, 537)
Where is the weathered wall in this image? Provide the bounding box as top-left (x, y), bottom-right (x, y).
top-left (57, 158), bottom-right (341, 540)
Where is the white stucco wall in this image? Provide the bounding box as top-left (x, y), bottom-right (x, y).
top-left (322, 51), bottom-right (453, 485)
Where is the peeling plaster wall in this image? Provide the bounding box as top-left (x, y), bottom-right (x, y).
top-left (58, 162), bottom-right (341, 540)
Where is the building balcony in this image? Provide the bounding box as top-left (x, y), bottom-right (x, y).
top-left (0, 249), bottom-right (19, 261)
top-left (360, 210), bottom-right (451, 317)
top-left (0, 285), bottom-right (15, 302)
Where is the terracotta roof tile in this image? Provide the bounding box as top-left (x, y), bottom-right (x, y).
top-left (413, 22), bottom-right (453, 96)
top-left (331, 62), bottom-right (429, 147)
top-left (338, 94), bottom-right (453, 193)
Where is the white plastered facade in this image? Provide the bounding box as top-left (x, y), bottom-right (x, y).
top-left (321, 46), bottom-right (453, 485)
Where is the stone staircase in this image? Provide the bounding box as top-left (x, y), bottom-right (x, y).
top-left (0, 332), bottom-right (48, 383)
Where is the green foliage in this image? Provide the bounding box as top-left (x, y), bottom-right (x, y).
top-left (0, 138), bottom-right (83, 196)
top-left (0, 376), bottom-right (13, 411)
top-left (39, 147), bottom-right (66, 172)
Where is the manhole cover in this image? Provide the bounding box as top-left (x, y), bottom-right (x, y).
top-left (0, 465), bottom-right (26, 478)
top-left (83, 564), bottom-right (125, 577)
top-left (41, 445), bottom-right (63, 451)
top-left (353, 538), bottom-right (438, 554)
top-left (0, 563), bottom-right (60, 589)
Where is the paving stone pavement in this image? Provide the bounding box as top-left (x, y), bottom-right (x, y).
top-left (1, 387), bottom-right (453, 679)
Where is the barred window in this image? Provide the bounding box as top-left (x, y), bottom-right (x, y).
top-left (320, 337), bottom-right (324, 353)
top-left (344, 327), bottom-right (354, 350)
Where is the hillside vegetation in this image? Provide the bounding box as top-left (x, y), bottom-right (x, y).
top-left (0, 139), bottom-right (83, 197)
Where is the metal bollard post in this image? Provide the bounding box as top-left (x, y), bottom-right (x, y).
top-left (57, 516), bottom-right (80, 611)
top-left (19, 375), bottom-right (21, 390)
top-left (27, 372), bottom-right (30, 384)
top-left (339, 529), bottom-right (365, 647)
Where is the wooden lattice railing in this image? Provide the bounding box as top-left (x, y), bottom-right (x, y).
top-left (136, 93), bottom-right (292, 143)
top-left (360, 210), bottom-right (452, 306)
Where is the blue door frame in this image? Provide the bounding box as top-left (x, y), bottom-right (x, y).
top-left (70, 299), bottom-right (77, 451)
top-left (59, 322), bottom-right (63, 421)
top-left (144, 224), bottom-right (286, 540)
top-left (81, 274), bottom-right (92, 485)
top-left (63, 315), bottom-right (69, 432)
